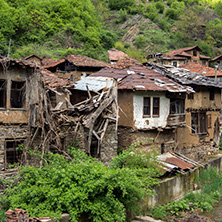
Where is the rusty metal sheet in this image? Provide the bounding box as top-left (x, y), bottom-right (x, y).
top-left (166, 157), bottom-right (194, 169)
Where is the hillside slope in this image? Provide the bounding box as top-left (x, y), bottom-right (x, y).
top-left (1, 0), bottom-right (222, 61)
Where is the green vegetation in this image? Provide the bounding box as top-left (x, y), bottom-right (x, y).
top-left (150, 167), bottom-right (222, 220)
top-left (1, 0), bottom-right (222, 61)
top-left (0, 145), bottom-right (161, 222)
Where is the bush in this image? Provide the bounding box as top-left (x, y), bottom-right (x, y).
top-left (108, 0), bottom-right (136, 10)
top-left (2, 146), bottom-right (161, 221)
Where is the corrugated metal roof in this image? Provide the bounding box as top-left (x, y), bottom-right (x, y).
top-left (157, 152), bottom-right (194, 170)
top-left (74, 76), bottom-right (116, 91)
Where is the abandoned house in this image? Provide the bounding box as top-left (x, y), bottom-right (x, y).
top-left (43, 55), bottom-right (109, 82)
top-left (0, 58), bottom-right (76, 171)
top-left (23, 54), bottom-right (43, 66)
top-left (180, 61), bottom-right (222, 82)
top-left (84, 59), bottom-right (193, 153)
top-left (146, 46), bottom-right (211, 67)
top-left (147, 63), bottom-right (222, 160)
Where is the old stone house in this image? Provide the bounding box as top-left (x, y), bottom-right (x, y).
top-left (0, 58), bottom-right (73, 171)
top-left (43, 55), bottom-right (109, 82)
top-left (148, 63), bottom-right (222, 160)
top-left (147, 46), bottom-right (211, 67)
top-left (23, 54), bottom-right (43, 66)
top-left (88, 60), bottom-right (193, 153)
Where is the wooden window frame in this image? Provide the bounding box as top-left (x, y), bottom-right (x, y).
top-left (187, 93), bottom-right (194, 100)
top-left (10, 80), bottom-right (26, 109)
top-left (170, 99), bottom-right (185, 114)
top-left (153, 97), bottom-right (160, 117)
top-left (143, 97), bottom-right (151, 117)
top-left (191, 112), bottom-right (207, 134)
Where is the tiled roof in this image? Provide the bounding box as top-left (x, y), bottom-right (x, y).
top-left (41, 58), bottom-right (58, 66)
top-left (91, 65), bottom-right (192, 93)
top-left (167, 45), bottom-right (201, 57)
top-left (42, 59), bottom-right (65, 69)
top-left (180, 62), bottom-right (222, 77)
top-left (111, 56), bottom-right (143, 69)
top-left (41, 69), bottom-right (73, 89)
top-left (43, 55), bottom-right (109, 69)
top-left (66, 55), bottom-right (109, 68)
top-left (0, 57), bottom-right (39, 69)
top-left (211, 55), bottom-right (222, 62)
top-left (23, 54), bottom-right (42, 60)
top-left (146, 62), bottom-right (222, 88)
top-left (108, 49), bottom-right (128, 61)
top-left (199, 55), bottom-right (211, 60)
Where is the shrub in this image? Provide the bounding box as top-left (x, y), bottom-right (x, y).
top-left (108, 0), bottom-right (136, 10)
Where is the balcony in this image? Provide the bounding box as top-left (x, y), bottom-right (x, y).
top-left (167, 113), bottom-right (186, 127)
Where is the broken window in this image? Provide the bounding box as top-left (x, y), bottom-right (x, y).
top-left (5, 140), bottom-right (23, 166)
top-left (143, 97), bottom-right (150, 116)
top-left (209, 88), bottom-right (215, 101)
top-left (191, 112), bottom-right (207, 134)
top-left (0, 79), bottom-right (6, 108)
top-left (48, 90), bottom-right (57, 108)
top-left (170, 99), bottom-right (185, 114)
top-left (187, 93), bottom-right (194, 100)
top-left (153, 97), bottom-right (160, 117)
top-left (172, 61), bottom-right (177, 67)
top-left (11, 81), bottom-right (26, 108)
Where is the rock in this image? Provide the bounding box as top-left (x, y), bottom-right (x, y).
top-left (132, 216), bottom-right (163, 222)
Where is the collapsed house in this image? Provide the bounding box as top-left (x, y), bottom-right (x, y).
top-left (75, 57), bottom-right (193, 154)
top-left (146, 62), bottom-right (222, 160)
top-left (0, 58), bottom-right (118, 172)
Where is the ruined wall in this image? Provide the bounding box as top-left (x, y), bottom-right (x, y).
top-left (118, 127), bottom-right (175, 152)
top-left (176, 110), bottom-right (220, 160)
top-left (26, 57), bottom-right (42, 66)
top-left (0, 125), bottom-right (28, 170)
top-left (118, 90), bottom-right (134, 128)
top-left (133, 91), bottom-right (170, 129)
top-left (0, 66), bottom-right (39, 124)
top-left (100, 123), bottom-right (118, 163)
top-left (186, 86), bottom-right (221, 109)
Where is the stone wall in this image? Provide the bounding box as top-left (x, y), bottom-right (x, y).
top-left (118, 127), bottom-right (175, 152)
top-left (0, 125), bottom-right (28, 170)
top-left (148, 156), bottom-right (222, 207)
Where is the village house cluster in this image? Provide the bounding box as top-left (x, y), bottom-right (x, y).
top-left (0, 45), bottom-right (222, 174)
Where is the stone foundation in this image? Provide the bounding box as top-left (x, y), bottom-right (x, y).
top-left (118, 127), bottom-right (176, 153)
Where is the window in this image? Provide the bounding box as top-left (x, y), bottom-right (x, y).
top-left (202, 60), bottom-right (206, 66)
top-left (193, 49), bottom-right (197, 56)
top-left (170, 99), bottom-right (185, 114)
top-left (191, 112), bottom-right (207, 134)
top-left (187, 93), bottom-right (194, 100)
top-left (153, 97), bottom-right (160, 117)
top-left (5, 140), bottom-right (23, 166)
top-left (143, 97), bottom-right (150, 116)
top-left (209, 88), bottom-right (215, 101)
top-left (172, 61), bottom-right (177, 67)
top-left (11, 81), bottom-right (26, 108)
top-left (0, 79), bottom-right (6, 108)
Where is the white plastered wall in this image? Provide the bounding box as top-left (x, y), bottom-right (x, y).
top-left (133, 91), bottom-right (170, 129)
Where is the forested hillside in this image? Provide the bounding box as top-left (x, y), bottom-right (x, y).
top-left (1, 0), bottom-right (222, 61)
